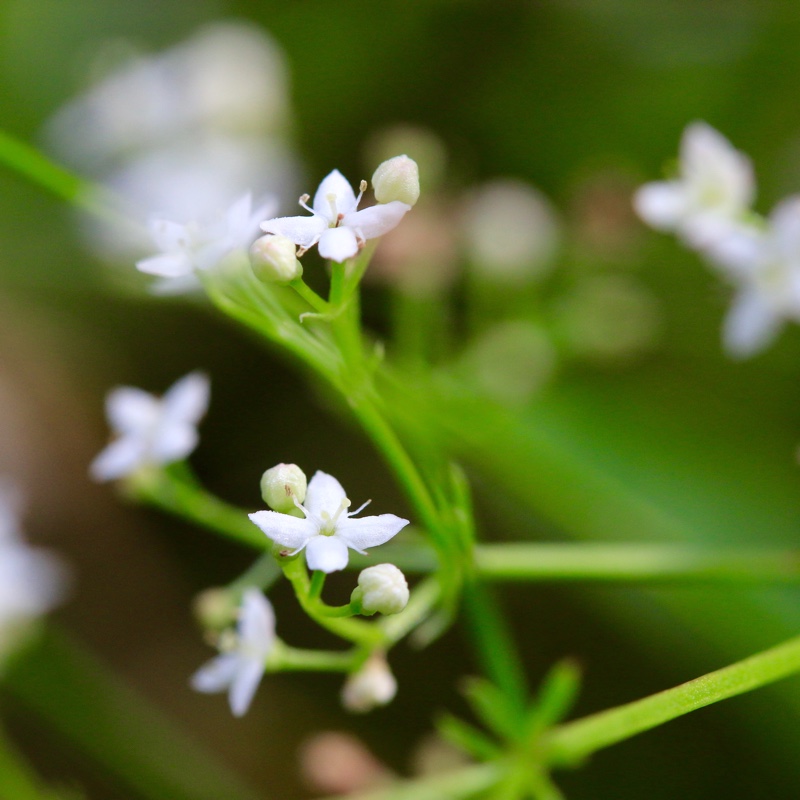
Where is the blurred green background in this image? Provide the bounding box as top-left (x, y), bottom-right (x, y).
top-left (3, 1), bottom-right (800, 798)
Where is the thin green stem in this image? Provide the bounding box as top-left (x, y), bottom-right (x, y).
top-left (228, 552), bottom-right (282, 593)
top-left (270, 642), bottom-right (357, 673)
top-left (544, 632), bottom-right (800, 766)
top-left (472, 543), bottom-right (800, 583)
top-left (289, 277), bottom-right (331, 314)
top-left (308, 570), bottom-right (326, 601)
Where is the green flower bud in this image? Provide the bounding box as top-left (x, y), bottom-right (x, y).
top-left (249, 234), bottom-right (303, 283)
top-left (371, 155), bottom-right (420, 207)
top-left (352, 563), bottom-right (409, 616)
top-left (260, 463), bottom-right (307, 513)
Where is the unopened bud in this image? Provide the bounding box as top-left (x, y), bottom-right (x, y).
top-left (372, 156), bottom-right (420, 207)
top-left (193, 587), bottom-right (238, 631)
top-left (341, 654), bottom-right (397, 713)
top-left (250, 234), bottom-right (303, 283)
top-left (352, 564), bottom-right (409, 616)
top-left (260, 463), bottom-right (307, 513)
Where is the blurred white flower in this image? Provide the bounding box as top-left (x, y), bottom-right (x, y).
top-left (714, 198), bottom-right (800, 357)
top-left (249, 471), bottom-right (409, 573)
top-left (634, 122), bottom-right (755, 249)
top-left (341, 653), bottom-right (397, 713)
top-left (136, 193), bottom-right (273, 281)
top-left (191, 589), bottom-right (275, 717)
top-left (261, 170), bottom-right (411, 262)
top-left (461, 179), bottom-right (561, 282)
top-left (90, 371), bottom-right (209, 481)
top-left (0, 481), bottom-right (66, 663)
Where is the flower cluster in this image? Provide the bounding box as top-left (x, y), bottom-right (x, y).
top-left (635, 121), bottom-right (800, 357)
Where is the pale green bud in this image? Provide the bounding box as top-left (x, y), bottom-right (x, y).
top-left (249, 234), bottom-right (303, 283)
top-left (372, 155), bottom-right (420, 207)
top-left (341, 653), bottom-right (397, 713)
top-left (193, 587), bottom-right (238, 631)
top-left (352, 564), bottom-right (409, 616)
top-left (260, 463), bottom-right (307, 513)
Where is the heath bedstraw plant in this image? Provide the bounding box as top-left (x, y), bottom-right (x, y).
top-left (8, 123), bottom-right (800, 799)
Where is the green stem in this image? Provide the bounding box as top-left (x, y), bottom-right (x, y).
top-left (270, 642), bottom-right (357, 673)
top-left (472, 543), bottom-right (800, 583)
top-left (308, 569), bottom-right (326, 601)
top-left (289, 277), bottom-right (330, 314)
top-left (544, 632), bottom-right (800, 766)
top-left (228, 552), bottom-right (282, 593)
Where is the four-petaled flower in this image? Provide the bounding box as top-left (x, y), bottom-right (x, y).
top-left (260, 170), bottom-right (411, 263)
top-left (136, 193), bottom-right (274, 280)
top-left (191, 589), bottom-right (276, 717)
top-left (249, 471), bottom-right (409, 573)
top-left (90, 371), bottom-right (210, 481)
top-left (634, 122), bottom-right (755, 250)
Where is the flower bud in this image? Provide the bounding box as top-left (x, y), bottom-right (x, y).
top-left (372, 155), bottom-right (420, 207)
top-left (352, 564), bottom-right (409, 616)
top-left (249, 234), bottom-right (303, 283)
top-left (193, 587), bottom-right (239, 631)
top-left (341, 654), bottom-right (397, 713)
top-left (260, 463), bottom-right (307, 513)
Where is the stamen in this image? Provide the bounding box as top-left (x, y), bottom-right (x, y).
top-left (331, 497), bottom-right (352, 525)
top-left (355, 180), bottom-right (367, 206)
top-left (326, 192), bottom-right (338, 223)
top-left (298, 193), bottom-right (314, 214)
top-left (349, 499), bottom-right (372, 516)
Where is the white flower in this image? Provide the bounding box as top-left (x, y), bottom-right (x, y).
top-left (248, 471), bottom-right (409, 573)
top-left (341, 653), bottom-right (397, 713)
top-left (0, 481), bottom-right (66, 662)
top-left (191, 589), bottom-right (275, 717)
top-left (90, 371), bottom-right (210, 482)
top-left (355, 564), bottom-right (409, 616)
top-left (634, 122), bottom-right (755, 249)
top-left (714, 198), bottom-right (800, 357)
top-left (260, 170), bottom-right (411, 262)
top-left (137, 193), bottom-right (273, 280)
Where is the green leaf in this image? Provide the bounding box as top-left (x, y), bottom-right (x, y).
top-left (436, 713), bottom-right (502, 761)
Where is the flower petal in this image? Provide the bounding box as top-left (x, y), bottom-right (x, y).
top-left (136, 252), bottom-right (193, 278)
top-left (260, 215), bottom-right (327, 247)
top-left (632, 182), bottom-right (687, 230)
top-left (248, 510), bottom-right (316, 549)
top-left (151, 422), bottom-right (198, 463)
top-left (336, 514), bottom-right (409, 552)
top-left (313, 169), bottom-right (357, 219)
top-left (344, 201), bottom-right (410, 241)
top-left (722, 287), bottom-right (780, 359)
top-left (191, 653), bottom-right (239, 693)
top-left (105, 387), bottom-right (159, 434)
top-left (238, 589), bottom-right (275, 655)
top-left (89, 436), bottom-right (147, 482)
top-left (304, 471), bottom-right (348, 518)
top-left (229, 656), bottom-right (265, 717)
top-left (318, 226), bottom-right (359, 262)
top-left (305, 535), bottom-right (350, 573)
top-left (149, 219), bottom-right (191, 252)
top-left (162, 371), bottom-right (210, 427)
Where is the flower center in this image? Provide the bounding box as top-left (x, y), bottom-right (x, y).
top-left (319, 497), bottom-right (351, 535)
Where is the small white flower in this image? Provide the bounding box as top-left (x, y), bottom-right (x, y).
top-left (341, 653), bottom-right (397, 713)
top-left (191, 589), bottom-right (275, 717)
top-left (714, 198), bottom-right (800, 357)
top-left (249, 471), bottom-right (409, 574)
top-left (634, 122), bottom-right (755, 249)
top-left (355, 564), bottom-right (409, 616)
top-left (137, 193), bottom-right (274, 279)
top-left (90, 371), bottom-right (210, 482)
top-left (260, 170), bottom-right (411, 263)
top-left (0, 481), bottom-right (66, 662)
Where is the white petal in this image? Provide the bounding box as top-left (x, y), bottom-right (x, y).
top-left (344, 201), bottom-right (410, 241)
top-left (226, 193), bottom-right (253, 233)
top-left (632, 182), bottom-right (687, 230)
top-left (336, 514), bottom-right (409, 552)
top-left (769, 196), bottom-right (800, 256)
top-left (260, 215), bottom-right (327, 247)
top-left (238, 589), bottom-right (275, 654)
top-left (105, 387), bottom-right (159, 434)
top-left (248, 510), bottom-right (317, 549)
top-left (304, 471), bottom-right (348, 517)
top-left (149, 219), bottom-right (191, 252)
top-left (722, 288), bottom-right (781, 358)
top-left (162, 371), bottom-right (210, 426)
top-left (313, 170), bottom-right (357, 218)
top-left (89, 436), bottom-right (147, 482)
top-left (305, 535), bottom-right (350, 573)
top-left (318, 227), bottom-right (359, 262)
top-left (191, 654), bottom-right (239, 693)
top-left (151, 423), bottom-right (198, 463)
top-left (229, 657), bottom-right (265, 717)
top-left (136, 252), bottom-right (193, 278)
